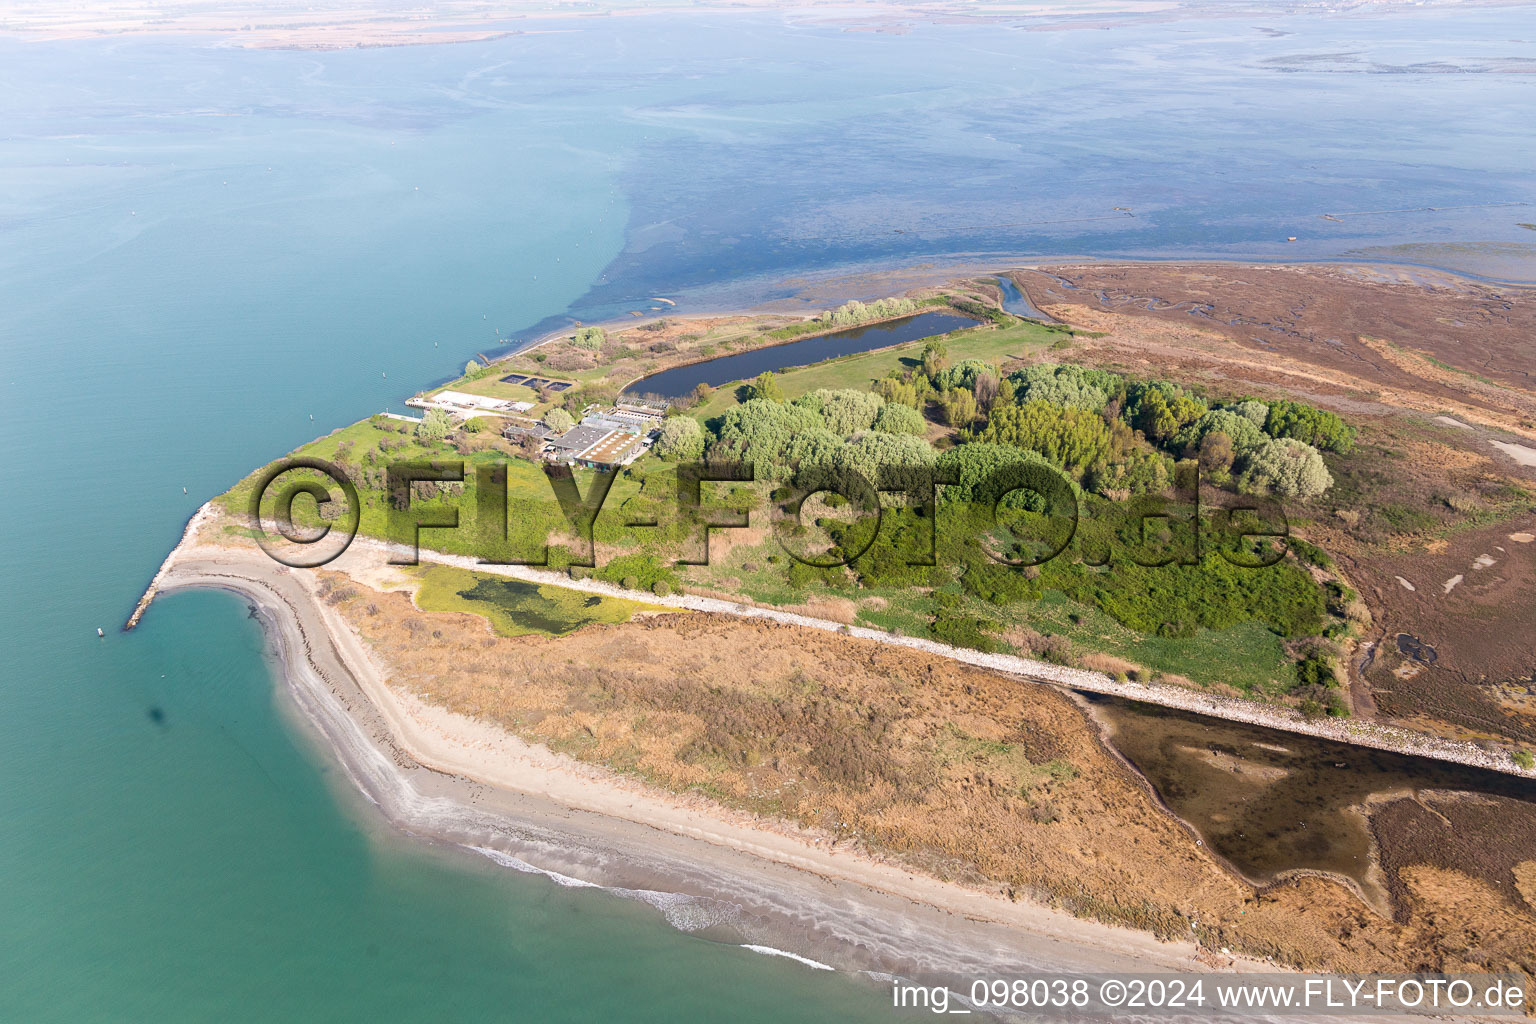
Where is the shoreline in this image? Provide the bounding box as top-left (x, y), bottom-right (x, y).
top-left (155, 544), bottom-right (1221, 984)
top-left (503, 252), bottom-right (1536, 364)
top-left (133, 507), bottom-right (1536, 781)
top-left (331, 537), bottom-right (1536, 780)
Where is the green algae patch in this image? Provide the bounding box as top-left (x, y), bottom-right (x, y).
top-left (412, 565), bottom-right (664, 638)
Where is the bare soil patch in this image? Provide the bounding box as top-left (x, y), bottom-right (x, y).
top-left (1017, 263), bottom-right (1536, 419)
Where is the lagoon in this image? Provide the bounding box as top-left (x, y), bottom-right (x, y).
top-left (624, 311), bottom-right (975, 399)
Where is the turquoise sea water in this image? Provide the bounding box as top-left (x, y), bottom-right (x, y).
top-left (2, 8), bottom-right (1533, 1019)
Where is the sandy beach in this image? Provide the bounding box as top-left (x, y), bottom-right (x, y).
top-left (153, 525), bottom-right (1234, 984)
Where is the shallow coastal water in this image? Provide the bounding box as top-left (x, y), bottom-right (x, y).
top-left (1087, 696), bottom-right (1536, 903)
top-left (994, 276), bottom-right (1057, 323)
top-left (3, 5), bottom-right (1536, 1018)
top-left (623, 310), bottom-right (975, 398)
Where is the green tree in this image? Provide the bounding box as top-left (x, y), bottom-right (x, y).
top-left (1236, 438), bottom-right (1333, 498)
top-left (543, 407), bottom-right (575, 433)
top-left (748, 371), bottom-right (784, 403)
top-left (993, 376), bottom-right (1017, 411)
top-left (1084, 448), bottom-right (1173, 497)
top-left (941, 388), bottom-right (979, 428)
top-left (794, 388), bottom-right (884, 435)
top-left (1229, 399), bottom-right (1270, 428)
top-left (920, 341), bottom-right (950, 382)
top-left (872, 375), bottom-right (928, 409)
top-left (1126, 383), bottom-right (1205, 445)
top-left (974, 401), bottom-right (1112, 475)
top-left (654, 416), bottom-right (705, 459)
top-left (871, 403), bottom-right (927, 436)
top-left (832, 432), bottom-right (936, 491)
top-left (782, 428), bottom-right (845, 469)
top-left (1264, 400), bottom-right (1355, 453)
top-left (1172, 409), bottom-right (1267, 457)
top-left (713, 399), bottom-right (824, 475)
top-left (935, 443), bottom-right (1061, 510)
top-left (1008, 363), bottom-right (1121, 411)
top-left (1197, 431), bottom-right (1236, 480)
top-left (416, 408), bottom-right (452, 442)
top-left (932, 359), bottom-right (996, 393)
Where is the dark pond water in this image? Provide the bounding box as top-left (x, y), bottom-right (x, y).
top-left (457, 577), bottom-right (616, 636)
top-left (994, 275), bottom-right (1057, 322)
top-left (623, 310), bottom-right (975, 399)
top-left (1085, 695), bottom-right (1536, 901)
top-left (1396, 632), bottom-right (1439, 664)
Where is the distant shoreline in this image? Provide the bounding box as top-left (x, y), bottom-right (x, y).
top-left (0, 1), bottom-right (1258, 53)
top-left (508, 254), bottom-right (1536, 360)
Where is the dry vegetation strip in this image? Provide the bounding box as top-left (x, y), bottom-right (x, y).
top-left (329, 577), bottom-right (1536, 978)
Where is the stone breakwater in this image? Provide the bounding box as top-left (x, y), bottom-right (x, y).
top-left (124, 501), bottom-right (217, 631)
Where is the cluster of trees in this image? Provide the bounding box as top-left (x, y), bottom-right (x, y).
top-left (1161, 403), bottom-right (1334, 497)
top-left (1011, 363), bottom-right (1118, 411)
top-left (816, 296), bottom-right (917, 328)
top-left (618, 348), bottom-right (1350, 686)
top-left (871, 403), bottom-right (926, 436)
top-left (651, 386), bottom-right (943, 484)
top-left (907, 359), bottom-right (1345, 500)
top-left (1264, 400), bottom-right (1355, 453)
top-left (974, 401), bottom-right (1114, 475)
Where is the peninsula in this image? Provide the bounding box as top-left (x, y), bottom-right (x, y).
top-left (140, 263), bottom-right (1536, 985)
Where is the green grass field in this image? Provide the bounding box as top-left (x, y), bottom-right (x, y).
top-left (221, 415), bottom-right (573, 558)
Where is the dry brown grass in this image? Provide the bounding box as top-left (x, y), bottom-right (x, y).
top-left (1078, 652), bottom-right (1141, 677)
top-left (326, 576), bottom-right (1536, 977)
top-left (778, 598), bottom-right (857, 624)
top-left (676, 589), bottom-right (857, 625)
top-left (1515, 861), bottom-right (1536, 913)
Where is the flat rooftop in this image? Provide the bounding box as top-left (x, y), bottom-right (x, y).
top-left (548, 424), bottom-right (611, 451)
top-left (579, 430), bottom-right (642, 465)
